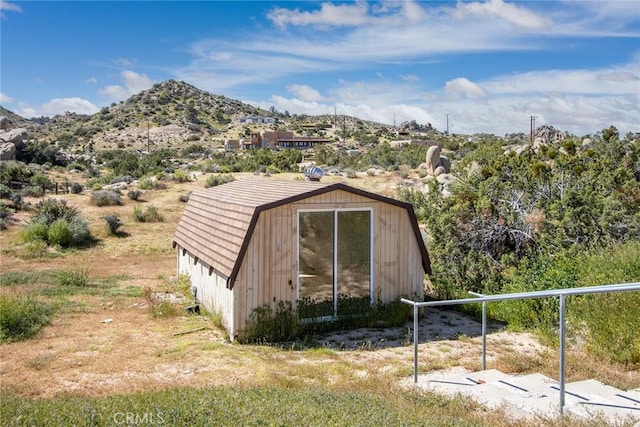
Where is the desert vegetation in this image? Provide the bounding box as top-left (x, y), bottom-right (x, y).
top-left (1, 86), bottom-right (638, 425)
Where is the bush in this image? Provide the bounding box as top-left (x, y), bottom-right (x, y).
top-left (47, 219), bottom-right (72, 247)
top-left (22, 199), bottom-right (92, 247)
top-left (0, 204), bottom-right (14, 230)
top-left (0, 295), bottom-right (54, 342)
top-left (56, 268), bottom-right (89, 287)
top-left (23, 221), bottom-right (49, 242)
top-left (0, 184), bottom-right (13, 199)
top-left (127, 189), bottom-right (142, 201)
top-left (172, 169), bottom-right (190, 183)
top-left (69, 182), bottom-right (83, 194)
top-left (23, 185), bottom-right (44, 197)
top-left (66, 216), bottom-right (91, 245)
top-left (178, 192), bottom-right (191, 203)
top-left (133, 205), bottom-right (163, 222)
top-left (204, 174), bottom-right (235, 188)
top-left (104, 214), bottom-right (122, 235)
top-left (9, 193), bottom-right (24, 210)
top-left (91, 189), bottom-right (123, 207)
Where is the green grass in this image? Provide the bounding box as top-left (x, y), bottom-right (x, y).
top-left (0, 270), bottom-right (56, 287)
top-left (0, 386), bottom-right (493, 427)
top-left (0, 295), bottom-right (54, 343)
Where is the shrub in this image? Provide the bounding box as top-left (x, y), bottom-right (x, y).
top-left (204, 174), bottom-right (235, 188)
top-left (138, 178), bottom-right (167, 190)
top-left (0, 184), bottom-right (13, 199)
top-left (23, 185), bottom-right (44, 197)
top-left (23, 221), bottom-right (49, 242)
top-left (9, 193), bottom-right (23, 210)
top-left (56, 267), bottom-right (89, 287)
top-left (172, 169), bottom-right (190, 183)
top-left (127, 189), bottom-right (142, 201)
top-left (69, 182), bottom-right (83, 194)
top-left (0, 204), bottom-right (14, 230)
top-left (104, 214), bottom-right (122, 235)
top-left (32, 198), bottom-right (80, 224)
top-left (66, 216), bottom-right (91, 245)
top-left (91, 189), bottom-right (123, 207)
top-left (133, 205), bottom-right (163, 222)
top-left (0, 295), bottom-right (54, 342)
top-left (47, 219), bottom-right (72, 247)
top-left (345, 169), bottom-right (357, 179)
top-left (23, 199), bottom-right (92, 247)
top-left (178, 192), bottom-right (191, 203)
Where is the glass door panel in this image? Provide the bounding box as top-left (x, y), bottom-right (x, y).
top-left (298, 211), bottom-right (334, 318)
top-left (337, 211), bottom-right (371, 315)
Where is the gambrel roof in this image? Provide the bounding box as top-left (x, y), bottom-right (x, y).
top-left (173, 177), bottom-right (430, 288)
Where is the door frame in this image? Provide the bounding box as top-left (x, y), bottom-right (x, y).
top-left (296, 207), bottom-right (374, 319)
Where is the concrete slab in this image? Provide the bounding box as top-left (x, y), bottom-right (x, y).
top-left (411, 370), bottom-right (640, 424)
top-left (567, 379), bottom-right (640, 408)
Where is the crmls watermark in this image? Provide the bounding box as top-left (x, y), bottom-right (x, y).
top-left (112, 412), bottom-right (165, 425)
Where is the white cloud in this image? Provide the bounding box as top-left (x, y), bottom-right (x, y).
top-left (453, 0), bottom-right (552, 31)
top-left (98, 70), bottom-right (155, 101)
top-left (0, 1), bottom-right (21, 18)
top-left (85, 77), bottom-right (98, 84)
top-left (267, 2), bottom-right (370, 29)
top-left (16, 98), bottom-right (99, 118)
top-left (482, 65), bottom-right (640, 96)
top-left (0, 92), bottom-right (14, 103)
top-left (286, 84), bottom-right (324, 102)
top-left (444, 78), bottom-right (488, 100)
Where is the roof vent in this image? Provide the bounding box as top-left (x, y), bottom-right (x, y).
top-left (304, 166), bottom-right (324, 181)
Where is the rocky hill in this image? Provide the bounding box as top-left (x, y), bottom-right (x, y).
top-left (3, 80), bottom-right (430, 153)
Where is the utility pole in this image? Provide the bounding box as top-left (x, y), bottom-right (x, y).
top-left (446, 114), bottom-right (450, 136)
top-left (530, 115), bottom-right (537, 143)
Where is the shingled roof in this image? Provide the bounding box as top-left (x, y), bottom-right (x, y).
top-left (173, 177), bottom-right (430, 288)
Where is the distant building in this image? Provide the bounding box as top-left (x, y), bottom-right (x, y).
top-left (237, 115), bottom-right (275, 125)
top-left (226, 130), bottom-right (330, 150)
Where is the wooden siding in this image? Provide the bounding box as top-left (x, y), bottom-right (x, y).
top-left (177, 249), bottom-right (236, 335)
top-left (173, 178), bottom-right (429, 337)
top-left (232, 189), bottom-right (424, 334)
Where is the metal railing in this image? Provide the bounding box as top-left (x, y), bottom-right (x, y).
top-left (401, 282), bottom-right (640, 415)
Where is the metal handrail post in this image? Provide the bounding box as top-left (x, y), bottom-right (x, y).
top-left (413, 303), bottom-right (419, 384)
top-left (469, 292), bottom-right (487, 370)
top-left (559, 294), bottom-right (566, 415)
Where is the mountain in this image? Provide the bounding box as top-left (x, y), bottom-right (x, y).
top-left (3, 80), bottom-right (436, 153)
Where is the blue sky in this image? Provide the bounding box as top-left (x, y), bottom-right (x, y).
top-left (1, 0), bottom-right (638, 136)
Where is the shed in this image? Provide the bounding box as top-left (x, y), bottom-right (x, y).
top-left (173, 177), bottom-right (430, 338)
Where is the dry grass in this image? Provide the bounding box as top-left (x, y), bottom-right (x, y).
top-left (1, 171), bottom-right (638, 426)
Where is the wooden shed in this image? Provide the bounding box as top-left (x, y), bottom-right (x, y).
top-left (173, 177), bottom-right (430, 338)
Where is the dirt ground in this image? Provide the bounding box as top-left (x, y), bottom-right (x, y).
top-left (1, 171), bottom-right (637, 399)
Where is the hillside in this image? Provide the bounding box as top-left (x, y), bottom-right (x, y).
top-left (3, 80), bottom-right (443, 153)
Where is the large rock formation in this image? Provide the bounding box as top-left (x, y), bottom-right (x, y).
top-left (424, 145), bottom-right (450, 176)
top-left (0, 127), bottom-right (28, 161)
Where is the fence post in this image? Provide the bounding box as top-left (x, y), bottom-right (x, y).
top-left (469, 292), bottom-right (487, 370)
top-left (413, 303), bottom-right (419, 384)
top-left (559, 294), bottom-right (566, 415)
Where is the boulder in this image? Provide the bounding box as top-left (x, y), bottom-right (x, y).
top-left (425, 146), bottom-right (442, 175)
top-left (0, 142), bottom-right (16, 161)
top-left (425, 145), bottom-right (451, 176)
top-left (434, 166), bottom-right (446, 177)
top-left (0, 128), bottom-right (28, 147)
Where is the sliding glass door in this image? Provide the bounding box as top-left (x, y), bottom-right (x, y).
top-left (298, 209), bottom-right (372, 319)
